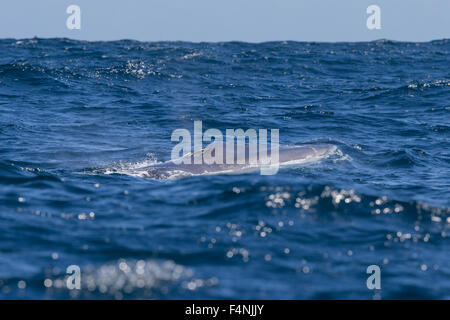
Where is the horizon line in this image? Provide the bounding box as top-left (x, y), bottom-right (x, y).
top-left (3, 37), bottom-right (450, 45)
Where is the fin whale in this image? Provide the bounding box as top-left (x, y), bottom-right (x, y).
top-left (142, 144), bottom-right (336, 179)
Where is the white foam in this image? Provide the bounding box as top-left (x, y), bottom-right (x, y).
top-left (86, 154), bottom-right (161, 178)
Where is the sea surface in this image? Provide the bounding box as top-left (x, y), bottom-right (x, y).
top-left (0, 38), bottom-right (449, 299)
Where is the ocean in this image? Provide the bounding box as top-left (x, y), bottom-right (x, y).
top-left (0, 38), bottom-right (449, 299)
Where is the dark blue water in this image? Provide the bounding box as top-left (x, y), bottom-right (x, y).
top-left (0, 38), bottom-right (449, 299)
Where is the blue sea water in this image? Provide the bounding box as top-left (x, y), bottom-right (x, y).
top-left (0, 38), bottom-right (449, 299)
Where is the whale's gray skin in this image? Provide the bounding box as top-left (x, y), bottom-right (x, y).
top-left (143, 144), bottom-right (336, 179)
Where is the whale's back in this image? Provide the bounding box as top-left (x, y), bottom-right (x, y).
top-left (143, 144), bottom-right (336, 179)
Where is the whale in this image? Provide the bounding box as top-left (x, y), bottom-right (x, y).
top-left (141, 144), bottom-right (337, 179)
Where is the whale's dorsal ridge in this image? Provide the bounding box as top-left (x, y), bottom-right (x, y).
top-left (144, 144), bottom-right (336, 179)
